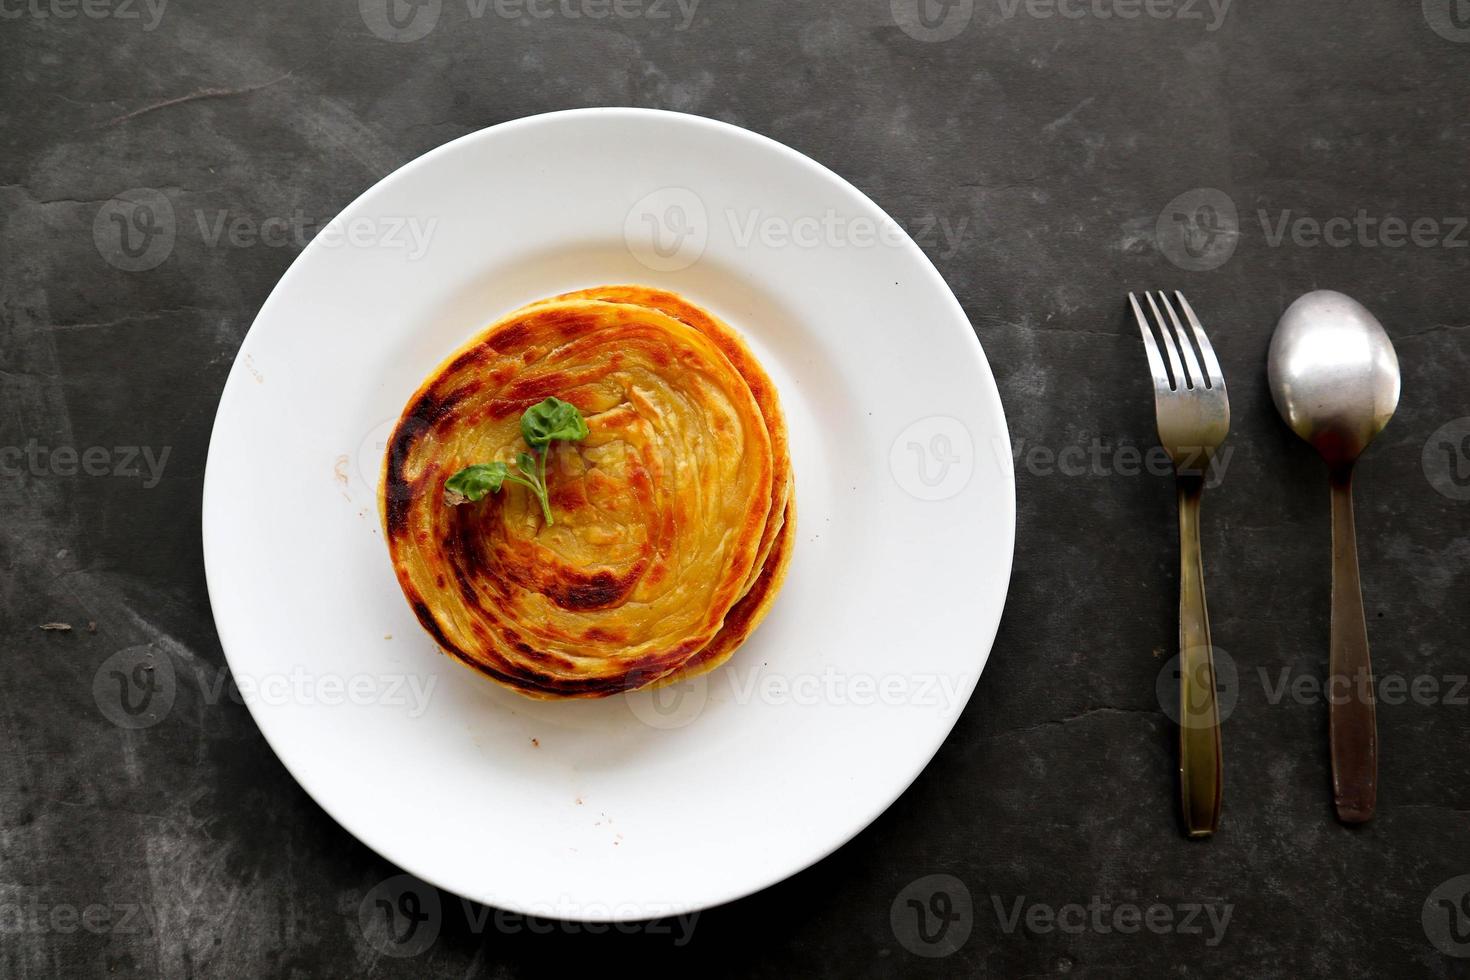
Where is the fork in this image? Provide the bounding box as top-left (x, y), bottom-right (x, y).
top-left (1130, 291), bottom-right (1229, 838)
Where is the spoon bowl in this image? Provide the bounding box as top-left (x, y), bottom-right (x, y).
top-left (1267, 290), bottom-right (1401, 469)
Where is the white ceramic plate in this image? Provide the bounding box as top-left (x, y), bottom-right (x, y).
top-left (203, 108), bottom-right (1014, 921)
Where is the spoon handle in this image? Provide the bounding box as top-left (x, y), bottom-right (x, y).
top-left (1329, 467), bottom-right (1377, 823)
top-left (1177, 479), bottom-right (1223, 838)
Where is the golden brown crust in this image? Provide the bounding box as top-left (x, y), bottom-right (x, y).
top-left (382, 298), bottom-right (775, 699)
top-left (537, 288), bottom-right (796, 684)
top-left (379, 287), bottom-right (793, 702)
top-left (659, 490), bottom-right (795, 684)
top-left (534, 286), bottom-right (792, 593)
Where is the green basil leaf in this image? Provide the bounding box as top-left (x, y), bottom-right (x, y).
top-left (520, 396), bottom-right (589, 451)
top-left (443, 462), bottom-right (508, 505)
top-left (516, 452), bottom-right (539, 480)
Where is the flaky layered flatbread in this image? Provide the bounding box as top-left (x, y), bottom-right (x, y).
top-left (382, 288), bottom-right (793, 700)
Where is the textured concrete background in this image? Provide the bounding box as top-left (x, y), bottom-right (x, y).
top-left (4, 0), bottom-right (1470, 976)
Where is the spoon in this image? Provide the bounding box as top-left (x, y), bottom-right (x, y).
top-left (1267, 290), bottom-right (1400, 824)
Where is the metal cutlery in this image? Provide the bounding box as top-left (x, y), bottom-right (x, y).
top-left (1267, 290), bottom-right (1400, 824)
top-left (1130, 290), bottom-right (1229, 838)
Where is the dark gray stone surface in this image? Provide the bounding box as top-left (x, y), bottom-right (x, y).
top-left (3, 0), bottom-right (1469, 976)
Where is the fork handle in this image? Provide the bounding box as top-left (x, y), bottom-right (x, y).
top-left (1177, 479), bottom-right (1223, 837)
top-left (1329, 466), bottom-right (1377, 823)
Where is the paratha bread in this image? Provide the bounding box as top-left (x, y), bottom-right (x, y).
top-left (382, 294), bottom-right (787, 699)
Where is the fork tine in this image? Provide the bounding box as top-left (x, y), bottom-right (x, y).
top-left (1144, 292), bottom-right (1187, 389)
top-left (1158, 292), bottom-right (1204, 390)
top-left (1173, 291), bottom-right (1225, 388)
top-left (1129, 293), bottom-right (1171, 390)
